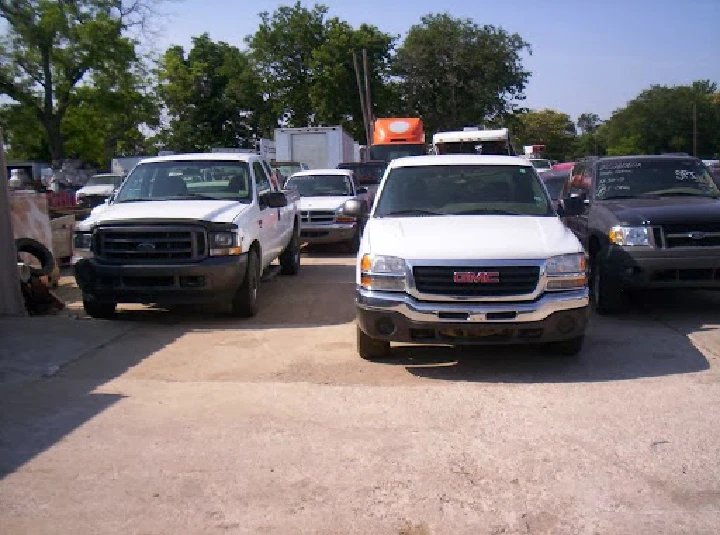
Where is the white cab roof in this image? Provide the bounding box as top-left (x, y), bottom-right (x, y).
top-left (288, 169), bottom-right (354, 178)
top-left (137, 152), bottom-right (262, 164)
top-left (388, 155), bottom-right (531, 169)
top-left (433, 128), bottom-right (510, 144)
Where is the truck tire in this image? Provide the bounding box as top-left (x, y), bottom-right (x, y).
top-left (279, 225), bottom-right (301, 276)
top-left (357, 325), bottom-right (390, 360)
top-left (591, 253), bottom-right (626, 314)
top-left (231, 250), bottom-right (260, 317)
top-left (543, 335), bottom-right (584, 357)
top-left (82, 294), bottom-right (117, 319)
top-left (15, 237), bottom-right (55, 277)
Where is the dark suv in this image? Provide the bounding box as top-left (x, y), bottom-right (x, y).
top-left (557, 155), bottom-right (720, 313)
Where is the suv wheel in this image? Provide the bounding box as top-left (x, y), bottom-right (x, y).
top-left (231, 250), bottom-right (260, 317)
top-left (591, 253), bottom-right (625, 314)
top-left (279, 226), bottom-right (301, 276)
top-left (82, 294), bottom-right (117, 319)
top-left (357, 325), bottom-right (390, 360)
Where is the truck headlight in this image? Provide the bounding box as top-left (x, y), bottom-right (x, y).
top-left (546, 253), bottom-right (587, 290)
top-left (209, 232), bottom-right (241, 256)
top-left (73, 232), bottom-right (93, 251)
top-left (335, 206), bottom-right (356, 224)
top-left (608, 226), bottom-right (650, 247)
top-left (360, 254), bottom-right (406, 291)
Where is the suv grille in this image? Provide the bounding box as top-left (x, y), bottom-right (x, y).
top-left (660, 223), bottom-right (720, 248)
top-left (301, 210), bottom-right (335, 224)
top-left (96, 226), bottom-right (206, 262)
top-left (413, 265), bottom-right (540, 297)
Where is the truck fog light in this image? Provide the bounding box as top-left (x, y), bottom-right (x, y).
top-left (375, 316), bottom-right (396, 336)
top-left (556, 315), bottom-right (576, 335)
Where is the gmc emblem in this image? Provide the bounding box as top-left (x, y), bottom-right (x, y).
top-left (453, 271), bottom-right (501, 284)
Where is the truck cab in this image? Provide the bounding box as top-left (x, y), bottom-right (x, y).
top-left (369, 118), bottom-right (427, 162)
top-left (73, 153), bottom-right (301, 318)
top-left (344, 155), bottom-right (589, 359)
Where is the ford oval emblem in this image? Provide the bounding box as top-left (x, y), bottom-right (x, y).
top-left (137, 242), bottom-right (156, 251)
top-left (689, 232), bottom-right (705, 240)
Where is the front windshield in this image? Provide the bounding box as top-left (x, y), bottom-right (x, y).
top-left (595, 159), bottom-right (720, 200)
top-left (368, 144), bottom-right (426, 162)
top-left (373, 164), bottom-right (554, 217)
top-left (87, 175), bottom-right (123, 187)
top-left (284, 174), bottom-right (354, 197)
top-left (531, 159), bottom-right (552, 170)
top-left (114, 161), bottom-right (252, 203)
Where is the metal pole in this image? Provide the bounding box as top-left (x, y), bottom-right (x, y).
top-left (692, 102), bottom-right (698, 157)
top-left (362, 48), bottom-right (374, 143)
top-left (353, 51), bottom-right (370, 145)
top-left (0, 127), bottom-right (27, 316)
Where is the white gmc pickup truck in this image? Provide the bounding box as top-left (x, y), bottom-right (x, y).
top-left (73, 153), bottom-right (301, 318)
top-left (344, 155), bottom-right (590, 359)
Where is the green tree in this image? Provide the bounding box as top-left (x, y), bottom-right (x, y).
top-left (156, 33), bottom-right (268, 152)
top-left (514, 109), bottom-right (577, 161)
top-left (603, 80), bottom-right (720, 157)
top-left (0, 0), bottom-right (154, 165)
top-left (0, 104), bottom-right (49, 161)
top-left (394, 13), bottom-right (531, 136)
top-left (577, 113), bottom-right (601, 135)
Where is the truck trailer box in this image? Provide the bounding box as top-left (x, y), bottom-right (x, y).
top-left (274, 126), bottom-right (356, 170)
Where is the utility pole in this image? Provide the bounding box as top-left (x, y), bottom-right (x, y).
top-left (0, 127), bottom-right (27, 316)
top-left (362, 48), bottom-right (374, 144)
top-left (353, 51), bottom-right (370, 145)
top-left (692, 102), bottom-right (698, 157)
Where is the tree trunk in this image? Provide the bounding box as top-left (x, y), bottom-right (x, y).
top-left (44, 114), bottom-right (64, 167)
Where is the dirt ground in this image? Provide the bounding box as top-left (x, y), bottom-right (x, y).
top-left (1, 249), bottom-right (719, 534)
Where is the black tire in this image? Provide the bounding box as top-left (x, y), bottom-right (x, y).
top-left (590, 252), bottom-right (626, 314)
top-left (82, 294), bottom-right (117, 319)
top-left (357, 325), bottom-right (390, 360)
top-left (231, 249), bottom-right (260, 317)
top-left (279, 225), bottom-right (301, 276)
top-left (15, 237), bottom-right (55, 277)
top-left (543, 335), bottom-right (584, 357)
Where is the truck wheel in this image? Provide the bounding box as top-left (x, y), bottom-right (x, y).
top-left (543, 335), bottom-right (584, 357)
top-left (231, 250), bottom-right (260, 317)
top-left (591, 253), bottom-right (625, 314)
top-left (357, 325), bottom-right (390, 360)
top-left (279, 226), bottom-right (301, 276)
top-left (82, 294), bottom-right (117, 319)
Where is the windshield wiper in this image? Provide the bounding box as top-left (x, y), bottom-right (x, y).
top-left (380, 209), bottom-right (444, 217)
top-left (645, 190), bottom-right (720, 199)
top-left (453, 208), bottom-right (523, 215)
top-left (601, 193), bottom-right (661, 200)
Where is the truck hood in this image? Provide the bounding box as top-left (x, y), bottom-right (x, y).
top-left (364, 215), bottom-right (582, 260)
top-left (599, 197), bottom-right (720, 226)
top-left (77, 185), bottom-right (115, 196)
top-left (299, 196), bottom-right (354, 211)
top-left (82, 200), bottom-right (249, 227)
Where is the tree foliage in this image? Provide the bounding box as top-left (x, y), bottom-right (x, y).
top-left (514, 109), bottom-right (576, 161)
top-left (0, 0), bottom-right (153, 164)
top-left (156, 33), bottom-right (267, 152)
top-left (394, 13), bottom-right (531, 136)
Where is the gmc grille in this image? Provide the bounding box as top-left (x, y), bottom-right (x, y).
top-left (413, 266), bottom-right (540, 297)
top-left (659, 223), bottom-right (720, 249)
top-left (301, 210), bottom-right (335, 224)
top-left (95, 226), bottom-right (206, 263)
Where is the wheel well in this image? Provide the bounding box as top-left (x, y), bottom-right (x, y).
top-left (588, 235), bottom-right (601, 259)
top-left (248, 239), bottom-right (261, 259)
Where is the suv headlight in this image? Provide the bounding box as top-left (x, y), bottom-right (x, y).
top-left (359, 254), bottom-right (407, 291)
top-left (73, 232), bottom-right (93, 251)
top-left (546, 253), bottom-right (587, 290)
top-left (608, 226), bottom-right (650, 247)
top-left (335, 205), bottom-right (356, 224)
top-left (209, 232), bottom-right (241, 256)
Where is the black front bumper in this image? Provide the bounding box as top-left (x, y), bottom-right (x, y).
top-left (74, 254), bottom-right (248, 305)
top-left (605, 245), bottom-right (720, 289)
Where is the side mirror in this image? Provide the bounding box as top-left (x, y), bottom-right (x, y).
top-left (341, 198), bottom-right (367, 218)
top-left (560, 195), bottom-right (585, 216)
top-left (260, 191), bottom-right (288, 208)
top-left (356, 187), bottom-right (368, 194)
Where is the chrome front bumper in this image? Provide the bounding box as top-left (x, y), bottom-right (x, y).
top-left (300, 223), bottom-right (357, 244)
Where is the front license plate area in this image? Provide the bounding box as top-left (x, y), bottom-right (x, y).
top-left (437, 327), bottom-right (512, 341)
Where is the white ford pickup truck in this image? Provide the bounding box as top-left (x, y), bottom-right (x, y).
top-left (343, 154), bottom-right (590, 359)
top-left (72, 153), bottom-right (301, 318)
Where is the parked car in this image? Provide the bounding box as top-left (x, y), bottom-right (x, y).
top-left (557, 155), bottom-right (720, 314)
top-left (73, 153), bottom-right (301, 318)
top-left (74, 173), bottom-right (124, 209)
top-left (540, 169), bottom-right (570, 202)
top-left (284, 169), bottom-right (370, 252)
top-left (343, 154), bottom-right (590, 359)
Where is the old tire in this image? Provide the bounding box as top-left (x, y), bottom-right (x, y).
top-left (543, 335), bottom-right (584, 357)
top-left (82, 294), bottom-right (117, 319)
top-left (591, 253), bottom-right (625, 315)
top-left (279, 225), bottom-right (301, 276)
top-left (357, 325), bottom-right (390, 360)
top-left (231, 249), bottom-right (260, 317)
top-left (15, 237), bottom-right (55, 277)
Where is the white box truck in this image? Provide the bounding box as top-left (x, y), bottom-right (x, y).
top-left (274, 126), bottom-right (357, 170)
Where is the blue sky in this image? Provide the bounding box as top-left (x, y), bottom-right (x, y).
top-left (155, 0), bottom-right (720, 122)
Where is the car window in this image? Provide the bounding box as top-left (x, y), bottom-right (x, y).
top-left (253, 162), bottom-right (273, 195)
